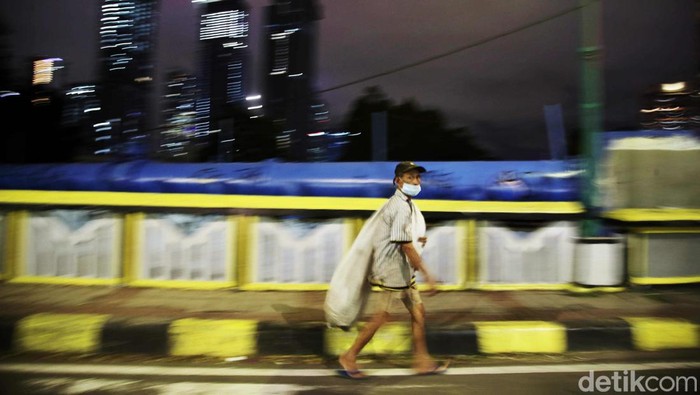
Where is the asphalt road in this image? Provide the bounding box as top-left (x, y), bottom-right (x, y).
top-left (0, 350), bottom-right (698, 394)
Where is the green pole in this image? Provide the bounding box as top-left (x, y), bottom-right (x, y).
top-left (579, 0), bottom-right (603, 237)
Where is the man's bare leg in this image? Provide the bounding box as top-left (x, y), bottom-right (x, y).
top-left (339, 311), bottom-right (389, 376)
top-left (409, 303), bottom-right (437, 373)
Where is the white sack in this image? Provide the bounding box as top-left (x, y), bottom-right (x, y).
top-left (324, 203), bottom-right (387, 330)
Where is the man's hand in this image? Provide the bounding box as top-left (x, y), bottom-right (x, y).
top-left (418, 236), bottom-right (427, 248)
top-left (423, 272), bottom-right (438, 297)
top-left (401, 242), bottom-right (437, 296)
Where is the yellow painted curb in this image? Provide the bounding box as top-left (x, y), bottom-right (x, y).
top-left (324, 322), bottom-right (412, 356)
top-left (623, 317), bottom-right (700, 351)
top-left (169, 318), bottom-right (258, 357)
top-left (16, 313), bottom-right (111, 353)
top-left (474, 321), bottom-right (567, 354)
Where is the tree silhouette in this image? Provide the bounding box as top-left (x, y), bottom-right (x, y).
top-left (231, 106), bottom-right (279, 161)
top-left (340, 86), bottom-right (492, 161)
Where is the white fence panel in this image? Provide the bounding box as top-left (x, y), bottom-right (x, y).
top-left (250, 218), bottom-right (466, 287)
top-left (251, 218), bottom-right (347, 284)
top-left (25, 210), bottom-right (122, 279)
top-left (141, 214), bottom-right (233, 282)
top-left (478, 221), bottom-right (577, 284)
top-left (417, 221), bottom-right (466, 287)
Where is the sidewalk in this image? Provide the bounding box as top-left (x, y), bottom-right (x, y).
top-left (1, 282), bottom-right (699, 358)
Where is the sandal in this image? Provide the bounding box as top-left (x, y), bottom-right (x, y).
top-left (415, 360), bottom-right (450, 375)
top-left (336, 369), bottom-right (368, 379)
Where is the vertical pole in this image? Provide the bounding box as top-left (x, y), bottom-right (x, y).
top-left (122, 212), bottom-right (143, 285)
top-left (4, 211), bottom-right (28, 279)
top-left (236, 215), bottom-right (252, 289)
top-left (371, 111), bottom-right (388, 161)
top-left (579, 0), bottom-right (604, 237)
top-left (543, 104), bottom-right (567, 160)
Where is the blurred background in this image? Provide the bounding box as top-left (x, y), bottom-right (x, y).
top-left (0, 0), bottom-right (697, 164)
top-left (0, 6), bottom-right (699, 388)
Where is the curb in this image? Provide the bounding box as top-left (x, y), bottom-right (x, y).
top-left (1, 314), bottom-right (698, 358)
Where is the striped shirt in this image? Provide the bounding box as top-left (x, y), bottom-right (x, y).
top-left (368, 189), bottom-right (426, 289)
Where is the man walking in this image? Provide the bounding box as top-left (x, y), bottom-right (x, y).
top-left (338, 161), bottom-right (448, 379)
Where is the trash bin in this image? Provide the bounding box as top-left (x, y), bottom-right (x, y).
top-left (573, 236), bottom-right (625, 286)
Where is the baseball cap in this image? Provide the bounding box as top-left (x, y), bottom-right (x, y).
top-left (394, 161), bottom-right (427, 177)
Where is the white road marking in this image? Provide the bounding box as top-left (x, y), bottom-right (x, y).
top-left (2, 361), bottom-right (700, 377)
top-left (27, 378), bottom-right (314, 395)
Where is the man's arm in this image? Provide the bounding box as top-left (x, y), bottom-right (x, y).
top-left (400, 242), bottom-right (437, 296)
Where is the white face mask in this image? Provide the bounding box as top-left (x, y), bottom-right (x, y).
top-left (401, 183), bottom-right (421, 197)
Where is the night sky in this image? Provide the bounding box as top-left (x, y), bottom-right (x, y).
top-left (0, 0), bottom-right (697, 159)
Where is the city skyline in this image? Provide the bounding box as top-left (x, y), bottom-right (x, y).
top-left (0, 0), bottom-right (697, 159)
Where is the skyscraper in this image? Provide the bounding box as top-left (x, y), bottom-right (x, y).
top-left (194, 0), bottom-right (251, 161)
top-left (262, 0), bottom-right (323, 160)
top-left (97, 0), bottom-right (160, 158)
top-left (159, 71), bottom-right (199, 160)
top-left (61, 84), bottom-right (104, 158)
top-left (27, 57), bottom-right (66, 162)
